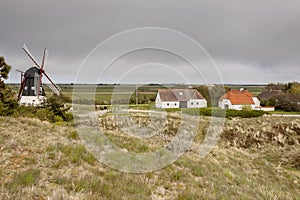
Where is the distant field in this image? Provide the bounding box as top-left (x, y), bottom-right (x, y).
top-left (225, 84), bottom-right (266, 96)
top-left (9, 83), bottom-right (267, 104)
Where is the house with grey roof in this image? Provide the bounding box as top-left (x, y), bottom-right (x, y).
top-left (257, 89), bottom-right (284, 101)
top-left (155, 89), bottom-right (207, 108)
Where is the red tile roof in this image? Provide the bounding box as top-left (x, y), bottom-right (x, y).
top-left (219, 90), bottom-right (255, 105)
top-left (158, 89), bottom-right (205, 102)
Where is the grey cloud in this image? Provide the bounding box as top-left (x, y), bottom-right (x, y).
top-left (0, 0), bottom-right (299, 84)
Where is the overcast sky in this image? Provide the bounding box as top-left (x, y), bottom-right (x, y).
top-left (0, 0), bottom-right (299, 84)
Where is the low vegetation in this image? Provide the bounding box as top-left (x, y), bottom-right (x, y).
top-left (1, 115), bottom-right (299, 199)
top-left (12, 94), bottom-right (73, 123)
top-left (165, 107), bottom-right (266, 118)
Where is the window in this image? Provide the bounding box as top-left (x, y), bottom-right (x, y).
top-left (167, 103), bottom-right (169, 106)
top-left (197, 102), bottom-right (199, 105)
top-left (175, 103), bottom-right (177, 106)
top-left (191, 102), bottom-right (193, 105)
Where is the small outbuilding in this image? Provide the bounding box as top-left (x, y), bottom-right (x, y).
top-left (155, 89), bottom-right (207, 108)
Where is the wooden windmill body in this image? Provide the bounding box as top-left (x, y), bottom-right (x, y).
top-left (17, 44), bottom-right (60, 106)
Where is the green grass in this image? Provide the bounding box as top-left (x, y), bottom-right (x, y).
top-left (5, 169), bottom-right (40, 192)
top-left (68, 130), bottom-right (79, 140)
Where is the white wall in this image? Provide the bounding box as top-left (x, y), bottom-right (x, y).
top-left (19, 96), bottom-right (46, 106)
top-left (261, 107), bottom-right (275, 111)
top-left (219, 99), bottom-right (232, 109)
top-left (155, 93), bottom-right (162, 108)
top-left (231, 105), bottom-right (244, 110)
top-left (254, 107), bottom-right (275, 111)
top-left (188, 99), bottom-right (207, 108)
top-left (252, 97), bottom-right (261, 107)
top-left (155, 93), bottom-right (180, 108)
top-left (160, 101), bottom-right (179, 108)
top-left (219, 99), bottom-right (259, 110)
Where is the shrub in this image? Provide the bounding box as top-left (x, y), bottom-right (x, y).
top-left (35, 108), bottom-right (55, 121)
top-left (242, 105), bottom-right (252, 111)
top-left (14, 98), bottom-right (73, 123)
top-left (225, 109), bottom-right (265, 118)
top-left (180, 107), bottom-right (264, 118)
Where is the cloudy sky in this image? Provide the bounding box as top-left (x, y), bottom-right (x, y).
top-left (0, 0), bottom-right (299, 84)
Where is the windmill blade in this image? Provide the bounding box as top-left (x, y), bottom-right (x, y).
top-left (43, 72), bottom-right (60, 95)
top-left (17, 75), bottom-right (27, 101)
top-left (37, 47), bottom-right (47, 97)
top-left (37, 71), bottom-right (43, 97)
top-left (46, 84), bottom-right (60, 96)
top-left (41, 47), bottom-right (48, 70)
top-left (16, 69), bottom-right (24, 74)
top-left (22, 44), bottom-right (41, 68)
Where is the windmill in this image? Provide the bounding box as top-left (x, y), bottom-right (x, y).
top-left (17, 44), bottom-right (60, 106)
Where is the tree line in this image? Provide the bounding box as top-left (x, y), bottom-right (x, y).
top-left (261, 82), bottom-right (300, 112)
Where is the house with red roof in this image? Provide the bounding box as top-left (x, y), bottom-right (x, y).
top-left (218, 88), bottom-right (261, 110)
top-left (155, 89), bottom-right (207, 108)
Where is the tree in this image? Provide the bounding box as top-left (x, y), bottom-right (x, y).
top-left (0, 56), bottom-right (11, 81)
top-left (265, 82), bottom-right (288, 92)
top-left (0, 56), bottom-right (18, 116)
top-left (290, 82), bottom-right (300, 94)
top-left (194, 85), bottom-right (210, 106)
top-left (195, 85), bottom-right (230, 107)
top-left (45, 94), bottom-right (73, 122)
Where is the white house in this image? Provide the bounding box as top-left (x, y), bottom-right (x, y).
top-left (218, 88), bottom-right (261, 110)
top-left (155, 89), bottom-right (207, 108)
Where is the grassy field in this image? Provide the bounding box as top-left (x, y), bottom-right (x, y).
top-left (0, 115), bottom-right (299, 199)
top-left (225, 84), bottom-right (266, 96)
top-left (8, 83), bottom-right (267, 105)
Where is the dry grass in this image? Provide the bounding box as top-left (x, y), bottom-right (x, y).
top-left (0, 115), bottom-right (299, 199)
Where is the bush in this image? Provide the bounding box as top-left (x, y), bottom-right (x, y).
top-left (35, 108), bottom-right (55, 121)
top-left (180, 107), bottom-right (265, 118)
top-left (14, 96), bottom-right (73, 123)
top-left (225, 109), bottom-right (265, 118)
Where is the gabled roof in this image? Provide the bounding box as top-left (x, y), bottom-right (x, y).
top-left (219, 90), bottom-right (255, 105)
top-left (157, 89), bottom-right (205, 102)
top-left (257, 89), bottom-right (284, 101)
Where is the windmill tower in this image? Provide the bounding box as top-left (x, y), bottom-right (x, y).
top-left (17, 44), bottom-right (60, 106)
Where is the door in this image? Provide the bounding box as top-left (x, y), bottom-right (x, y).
top-left (179, 101), bottom-right (187, 108)
top-left (224, 104), bottom-right (229, 109)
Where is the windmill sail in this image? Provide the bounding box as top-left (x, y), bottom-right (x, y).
top-left (33, 72), bottom-right (40, 96)
top-left (22, 44), bottom-right (41, 68)
top-left (46, 83), bottom-right (61, 96)
top-left (19, 44), bottom-right (60, 106)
